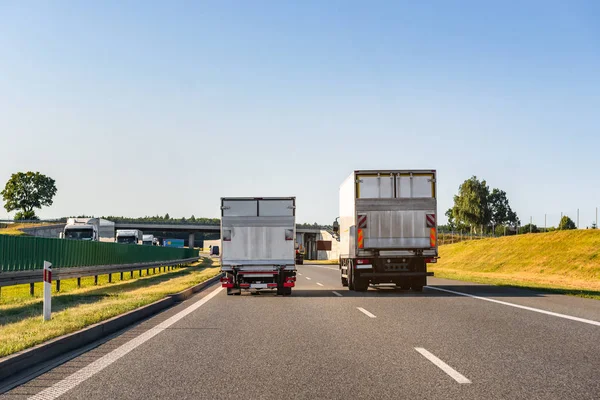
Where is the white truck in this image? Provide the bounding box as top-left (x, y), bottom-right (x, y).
top-left (62, 218), bottom-right (99, 241)
top-left (142, 234), bottom-right (155, 246)
top-left (334, 170), bottom-right (437, 292)
top-left (116, 229), bottom-right (143, 245)
top-left (220, 197), bottom-right (297, 296)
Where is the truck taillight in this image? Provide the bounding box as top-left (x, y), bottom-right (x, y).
top-left (425, 258), bottom-right (437, 263)
top-left (356, 259), bottom-right (370, 265)
top-left (221, 276), bottom-right (234, 288)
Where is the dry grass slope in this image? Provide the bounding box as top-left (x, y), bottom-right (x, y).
top-left (431, 230), bottom-right (600, 298)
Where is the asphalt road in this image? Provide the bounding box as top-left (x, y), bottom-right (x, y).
top-left (3, 265), bottom-right (600, 400)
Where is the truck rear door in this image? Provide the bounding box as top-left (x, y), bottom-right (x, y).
top-left (355, 172), bottom-right (436, 253)
top-left (222, 198), bottom-right (296, 266)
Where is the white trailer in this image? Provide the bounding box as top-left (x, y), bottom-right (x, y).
top-left (220, 197), bottom-right (297, 296)
top-left (116, 229), bottom-right (143, 245)
top-left (335, 170), bottom-right (437, 292)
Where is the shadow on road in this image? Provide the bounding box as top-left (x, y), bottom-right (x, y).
top-left (233, 284), bottom-right (600, 299)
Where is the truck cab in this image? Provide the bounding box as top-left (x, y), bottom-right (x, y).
top-left (116, 229), bottom-right (143, 245)
top-left (63, 218), bottom-right (99, 241)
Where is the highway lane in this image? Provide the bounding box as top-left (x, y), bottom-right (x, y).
top-left (2, 265), bottom-right (599, 399)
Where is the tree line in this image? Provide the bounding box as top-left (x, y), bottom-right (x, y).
top-left (443, 176), bottom-right (580, 234)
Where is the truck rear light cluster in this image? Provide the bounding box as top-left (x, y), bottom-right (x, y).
top-left (425, 258), bottom-right (437, 264)
top-left (239, 283), bottom-right (250, 288)
top-left (267, 283), bottom-right (278, 288)
top-left (283, 276), bottom-right (296, 287)
top-left (220, 276), bottom-right (234, 288)
top-left (356, 259), bottom-right (371, 265)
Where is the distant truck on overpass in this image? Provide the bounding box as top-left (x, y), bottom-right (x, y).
top-left (116, 229), bottom-right (143, 245)
top-left (220, 197), bottom-right (297, 296)
top-left (142, 234), bottom-right (155, 246)
top-left (335, 170), bottom-right (437, 292)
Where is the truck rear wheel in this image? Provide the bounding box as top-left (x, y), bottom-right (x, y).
top-left (283, 287), bottom-right (292, 296)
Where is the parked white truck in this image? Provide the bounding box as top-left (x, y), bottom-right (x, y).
top-left (334, 170), bottom-right (437, 292)
top-left (116, 229), bottom-right (143, 245)
top-left (220, 197), bottom-right (297, 296)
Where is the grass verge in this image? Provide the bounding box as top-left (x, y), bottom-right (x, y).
top-left (305, 259), bottom-right (339, 265)
top-left (432, 230), bottom-right (600, 300)
top-left (0, 257), bottom-right (220, 358)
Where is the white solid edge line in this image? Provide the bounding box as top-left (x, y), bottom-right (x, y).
top-left (332, 291), bottom-right (343, 297)
top-left (415, 347), bottom-right (471, 384)
top-left (297, 273), bottom-right (302, 276)
top-left (357, 307), bottom-right (376, 318)
top-left (28, 285), bottom-right (224, 400)
top-left (316, 282), bottom-right (324, 287)
top-left (305, 276), bottom-right (311, 280)
top-left (425, 286), bottom-right (600, 327)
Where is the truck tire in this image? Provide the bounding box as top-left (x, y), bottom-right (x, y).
top-left (341, 274), bottom-right (348, 287)
top-left (399, 283), bottom-right (410, 291)
top-left (411, 285), bottom-right (424, 292)
top-left (283, 287), bottom-right (292, 296)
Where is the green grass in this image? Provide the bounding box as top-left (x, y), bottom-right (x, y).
top-left (0, 257), bottom-right (220, 358)
top-left (305, 259), bottom-right (339, 265)
top-left (431, 230), bottom-right (600, 300)
top-left (0, 222), bottom-right (57, 236)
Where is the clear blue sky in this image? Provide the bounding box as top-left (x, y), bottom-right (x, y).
top-left (1, 1), bottom-right (599, 226)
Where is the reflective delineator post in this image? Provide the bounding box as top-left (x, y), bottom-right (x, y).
top-left (43, 261), bottom-right (52, 321)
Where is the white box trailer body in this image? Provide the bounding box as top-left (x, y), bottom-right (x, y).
top-left (220, 197), bottom-right (297, 295)
top-left (116, 229), bottom-right (143, 245)
top-left (338, 170), bottom-right (437, 291)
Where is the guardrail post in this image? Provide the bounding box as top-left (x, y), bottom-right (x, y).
top-left (130, 271), bottom-right (133, 279)
top-left (120, 272), bottom-right (124, 280)
top-left (108, 273), bottom-right (112, 283)
top-left (146, 268), bottom-right (150, 275)
top-left (77, 278), bottom-right (81, 288)
top-left (30, 283), bottom-right (34, 296)
top-left (153, 267), bottom-right (156, 274)
top-left (56, 279), bottom-right (60, 292)
top-left (139, 269), bottom-right (142, 277)
top-left (43, 261), bottom-right (52, 321)
top-left (94, 275), bottom-right (98, 285)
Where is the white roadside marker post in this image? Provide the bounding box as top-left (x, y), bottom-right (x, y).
top-left (43, 261), bottom-right (52, 321)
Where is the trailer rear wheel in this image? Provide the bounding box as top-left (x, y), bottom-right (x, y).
top-left (411, 285), bottom-right (424, 292)
top-left (341, 275), bottom-right (348, 287)
top-left (283, 287), bottom-right (292, 296)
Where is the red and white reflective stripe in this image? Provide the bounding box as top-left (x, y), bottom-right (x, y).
top-left (357, 229), bottom-right (364, 249)
top-left (358, 214), bottom-right (368, 229)
top-left (426, 213), bottom-right (436, 228)
top-left (43, 269), bottom-right (52, 283)
top-left (267, 283), bottom-right (278, 288)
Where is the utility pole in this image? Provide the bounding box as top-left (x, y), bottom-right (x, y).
top-left (577, 208), bottom-right (580, 229)
top-left (544, 214), bottom-right (547, 232)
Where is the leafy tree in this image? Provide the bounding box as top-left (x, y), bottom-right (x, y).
top-left (591, 222), bottom-right (597, 229)
top-left (451, 176), bottom-right (491, 233)
top-left (164, 213), bottom-right (170, 220)
top-left (189, 215), bottom-right (196, 222)
top-left (488, 189), bottom-right (519, 227)
top-left (2, 172), bottom-right (57, 220)
top-left (558, 216), bottom-right (576, 230)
